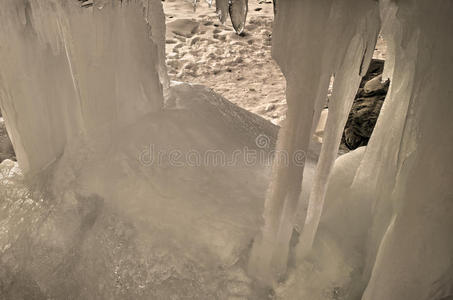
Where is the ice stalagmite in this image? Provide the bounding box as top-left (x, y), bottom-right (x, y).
top-left (248, 0), bottom-right (380, 284)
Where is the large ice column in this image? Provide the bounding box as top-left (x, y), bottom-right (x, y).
top-left (297, 2), bottom-right (380, 258)
top-left (0, 0), bottom-right (165, 174)
top-left (248, 0), bottom-right (380, 283)
top-left (360, 1), bottom-right (453, 299)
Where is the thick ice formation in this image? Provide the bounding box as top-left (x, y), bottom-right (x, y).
top-left (0, 1), bottom-right (287, 298)
top-left (248, 0), bottom-right (381, 283)
top-left (251, 0), bottom-right (453, 299)
top-left (0, 0), bottom-right (167, 174)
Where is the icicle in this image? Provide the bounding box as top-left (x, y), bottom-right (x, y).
top-left (296, 2), bottom-right (380, 259)
top-left (248, 0), bottom-right (380, 284)
top-left (229, 0), bottom-right (248, 35)
top-left (248, 1), bottom-right (337, 284)
top-left (216, 0), bottom-right (229, 24)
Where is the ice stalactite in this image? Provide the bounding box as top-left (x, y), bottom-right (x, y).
top-left (257, 0), bottom-right (453, 299)
top-left (229, 0), bottom-right (248, 35)
top-left (213, 0), bottom-right (248, 34)
top-left (215, 0), bottom-right (229, 23)
top-left (248, 0), bottom-right (380, 284)
top-left (296, 1), bottom-right (380, 259)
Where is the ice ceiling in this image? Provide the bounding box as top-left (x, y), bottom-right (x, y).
top-left (0, 0), bottom-right (452, 299)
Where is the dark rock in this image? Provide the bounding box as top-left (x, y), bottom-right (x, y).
top-left (342, 59), bottom-right (390, 150)
top-left (0, 119), bottom-right (16, 162)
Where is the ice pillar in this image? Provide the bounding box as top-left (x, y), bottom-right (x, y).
top-left (248, 0), bottom-right (380, 283)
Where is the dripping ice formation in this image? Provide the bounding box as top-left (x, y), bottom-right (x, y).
top-left (0, 0), bottom-right (452, 300)
top-left (252, 0), bottom-right (453, 299)
top-left (0, 0), bottom-right (167, 174)
top-left (193, 0), bottom-right (249, 34)
top-left (248, 0), bottom-right (381, 283)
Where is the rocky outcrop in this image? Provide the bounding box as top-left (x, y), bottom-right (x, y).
top-left (342, 59), bottom-right (390, 150)
top-left (0, 114), bottom-right (15, 163)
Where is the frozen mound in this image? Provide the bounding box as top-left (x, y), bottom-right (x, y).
top-left (0, 81), bottom-right (288, 299)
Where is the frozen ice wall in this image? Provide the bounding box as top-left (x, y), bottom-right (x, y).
top-left (360, 1), bottom-right (453, 299)
top-left (0, 0), bottom-right (166, 174)
top-left (256, 0), bottom-right (453, 299)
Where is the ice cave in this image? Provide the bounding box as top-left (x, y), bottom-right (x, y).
top-left (0, 0), bottom-right (452, 299)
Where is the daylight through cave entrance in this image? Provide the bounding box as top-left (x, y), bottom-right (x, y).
top-left (162, 0), bottom-right (287, 125)
top-left (161, 0), bottom-right (389, 154)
